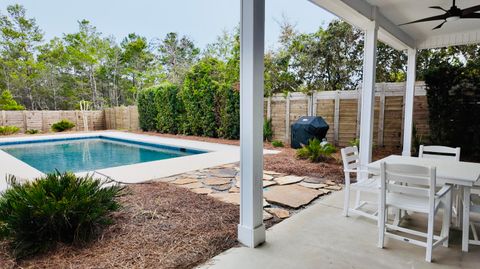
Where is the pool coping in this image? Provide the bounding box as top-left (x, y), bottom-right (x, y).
top-left (0, 131), bottom-right (277, 191)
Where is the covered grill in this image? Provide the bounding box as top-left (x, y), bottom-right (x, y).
top-left (290, 116), bottom-right (330, 149)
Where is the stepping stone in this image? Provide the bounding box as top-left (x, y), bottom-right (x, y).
top-left (191, 188), bottom-right (212, 195)
top-left (229, 187), bottom-right (240, 193)
top-left (325, 185), bottom-right (342, 191)
top-left (299, 182), bottom-right (328, 189)
top-left (325, 180), bottom-right (337, 186)
top-left (303, 177), bottom-right (324, 184)
top-left (235, 180), bottom-right (241, 188)
top-left (264, 185), bottom-right (322, 209)
top-left (265, 208), bottom-right (290, 219)
top-left (209, 193), bottom-right (240, 205)
top-left (172, 178), bottom-right (198, 185)
top-left (204, 178), bottom-right (232, 186)
top-left (178, 182), bottom-right (204, 189)
top-left (212, 183), bottom-right (232, 192)
top-left (263, 181), bottom-right (277, 188)
top-left (275, 175), bottom-right (304, 185)
top-left (263, 174), bottom-right (274, 181)
top-left (263, 199), bottom-right (270, 208)
top-left (264, 170), bottom-right (283, 175)
top-left (263, 210), bottom-right (273, 221)
top-left (209, 168), bottom-right (237, 178)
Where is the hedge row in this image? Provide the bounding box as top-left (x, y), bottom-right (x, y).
top-left (424, 61), bottom-right (480, 161)
top-left (138, 58), bottom-right (240, 139)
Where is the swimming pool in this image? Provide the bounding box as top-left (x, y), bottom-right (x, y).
top-left (0, 131), bottom-right (243, 187)
top-left (0, 137), bottom-right (205, 173)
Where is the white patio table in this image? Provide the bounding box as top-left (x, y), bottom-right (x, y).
top-left (367, 155), bottom-right (480, 252)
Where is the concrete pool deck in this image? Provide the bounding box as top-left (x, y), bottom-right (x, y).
top-left (0, 131), bottom-right (276, 191)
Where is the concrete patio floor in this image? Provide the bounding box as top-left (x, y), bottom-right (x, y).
top-left (200, 190), bottom-right (480, 269)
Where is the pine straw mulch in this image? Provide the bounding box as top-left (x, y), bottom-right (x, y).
top-left (0, 182), bottom-right (241, 269)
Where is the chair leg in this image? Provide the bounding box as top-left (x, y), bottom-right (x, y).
top-left (426, 212), bottom-right (435, 262)
top-left (355, 190), bottom-right (361, 208)
top-left (378, 206), bottom-right (386, 248)
top-left (343, 185), bottom-right (350, 217)
top-left (441, 191), bottom-right (452, 247)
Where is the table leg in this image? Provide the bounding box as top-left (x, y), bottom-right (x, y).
top-left (462, 186), bottom-right (471, 252)
top-left (456, 186), bottom-right (464, 228)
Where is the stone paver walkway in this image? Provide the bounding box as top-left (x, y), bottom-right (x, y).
top-left (159, 162), bottom-right (343, 221)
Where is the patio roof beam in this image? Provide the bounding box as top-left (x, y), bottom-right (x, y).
top-left (309, 0), bottom-right (415, 50)
top-left (238, 0), bottom-right (266, 248)
top-left (358, 17), bottom-right (378, 173)
top-left (402, 48), bottom-right (417, 157)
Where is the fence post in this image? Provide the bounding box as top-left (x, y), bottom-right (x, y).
top-left (267, 96), bottom-right (271, 120)
top-left (1, 110), bottom-right (5, 126)
top-left (334, 91), bottom-right (340, 145)
top-left (22, 110), bottom-right (28, 132)
top-left (377, 84), bottom-right (386, 147)
top-left (285, 93), bottom-right (290, 143)
top-left (312, 92), bottom-right (317, 117)
top-left (356, 89), bottom-right (361, 138)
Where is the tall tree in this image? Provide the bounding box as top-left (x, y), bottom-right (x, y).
top-left (0, 4), bottom-right (43, 109)
top-left (157, 32), bottom-right (199, 85)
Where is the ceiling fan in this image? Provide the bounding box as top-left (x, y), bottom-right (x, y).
top-left (399, 0), bottom-right (480, 30)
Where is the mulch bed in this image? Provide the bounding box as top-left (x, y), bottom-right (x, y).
top-left (0, 182), bottom-right (240, 269)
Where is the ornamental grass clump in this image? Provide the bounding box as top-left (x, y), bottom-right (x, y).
top-left (296, 138), bottom-right (336, 163)
top-left (0, 126), bottom-right (20, 135)
top-left (51, 119), bottom-right (75, 132)
top-left (0, 172), bottom-right (124, 258)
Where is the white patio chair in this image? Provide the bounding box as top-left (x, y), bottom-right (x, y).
top-left (419, 145), bottom-right (461, 161)
top-left (419, 145), bottom-right (462, 225)
top-left (469, 189), bottom-right (480, 247)
top-left (378, 162), bottom-right (452, 263)
top-left (341, 146), bottom-right (379, 220)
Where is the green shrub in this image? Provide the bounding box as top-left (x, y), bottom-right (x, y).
top-left (263, 118), bottom-right (273, 142)
top-left (217, 84), bottom-right (240, 139)
top-left (0, 172), bottom-right (124, 258)
top-left (0, 126), bottom-right (20, 135)
top-left (271, 140), bottom-right (284, 147)
top-left (155, 83), bottom-right (183, 134)
top-left (51, 119), bottom-right (75, 132)
top-left (25, 129), bottom-right (40, 135)
top-left (425, 61), bottom-right (480, 160)
top-left (138, 87), bottom-right (159, 131)
top-left (180, 57), bottom-right (225, 137)
top-left (348, 138), bottom-right (360, 148)
top-left (296, 138), bottom-right (336, 163)
top-left (0, 90), bottom-right (24, 111)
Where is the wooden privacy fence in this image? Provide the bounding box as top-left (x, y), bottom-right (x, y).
top-left (0, 110), bottom-right (105, 133)
top-left (266, 82), bottom-right (429, 147)
top-left (104, 106), bottom-right (139, 131)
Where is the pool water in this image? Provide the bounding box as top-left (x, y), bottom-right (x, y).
top-left (1, 138), bottom-right (199, 173)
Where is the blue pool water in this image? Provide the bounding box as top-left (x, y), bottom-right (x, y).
top-left (0, 137), bottom-right (203, 173)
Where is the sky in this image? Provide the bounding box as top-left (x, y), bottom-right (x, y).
top-left (0, 0), bottom-right (337, 50)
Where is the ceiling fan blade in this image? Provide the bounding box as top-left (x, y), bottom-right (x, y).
top-left (433, 21), bottom-right (446, 30)
top-left (399, 14), bottom-right (448, 26)
top-left (461, 13), bottom-right (480, 19)
top-left (462, 5), bottom-right (480, 15)
top-left (429, 6), bottom-right (447, 12)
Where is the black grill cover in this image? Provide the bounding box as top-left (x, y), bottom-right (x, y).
top-left (291, 116), bottom-right (330, 149)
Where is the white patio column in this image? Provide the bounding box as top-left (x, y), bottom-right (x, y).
top-left (238, 0), bottom-right (266, 248)
top-left (359, 19), bottom-right (378, 174)
top-left (402, 48), bottom-right (417, 156)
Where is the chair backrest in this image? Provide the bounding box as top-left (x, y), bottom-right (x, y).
top-left (380, 162), bottom-right (436, 199)
top-left (419, 145), bottom-right (461, 161)
top-left (341, 146), bottom-right (359, 171)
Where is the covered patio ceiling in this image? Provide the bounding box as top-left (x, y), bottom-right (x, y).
top-left (310, 0), bottom-right (480, 50)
